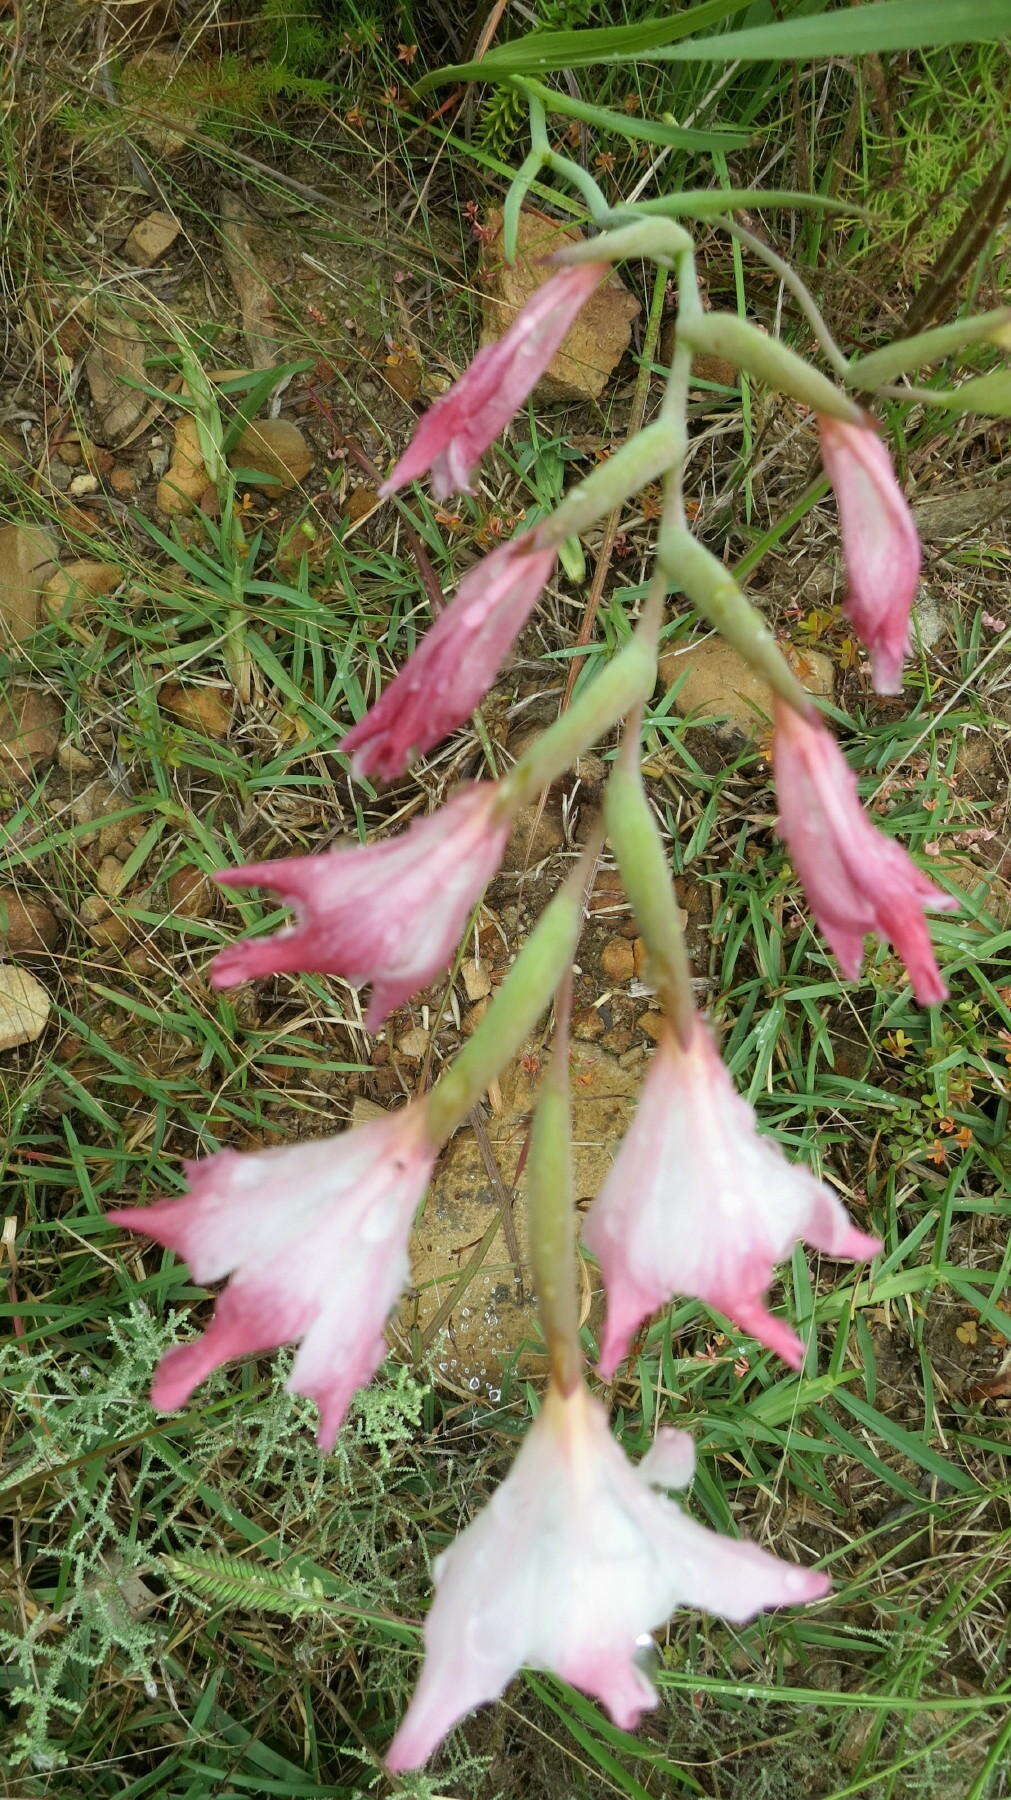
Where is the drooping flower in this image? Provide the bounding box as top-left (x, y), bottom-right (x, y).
top-left (340, 532), bottom-right (556, 780)
top-left (583, 1017), bottom-right (879, 1377)
top-left (818, 415), bottom-right (921, 694)
top-left (210, 784), bottom-right (509, 1028)
top-left (380, 264), bottom-right (607, 500)
top-left (387, 1381), bottom-right (828, 1771)
top-left (110, 1106), bottom-right (435, 1450)
top-left (773, 699), bottom-right (957, 1004)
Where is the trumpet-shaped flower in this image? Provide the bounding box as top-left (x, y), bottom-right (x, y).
top-left (583, 1019), bottom-right (880, 1377)
top-left (774, 700), bottom-right (957, 1004)
top-left (380, 264), bottom-right (607, 499)
top-left (387, 1382), bottom-right (828, 1771)
top-left (818, 415), bottom-right (921, 694)
top-left (340, 533), bottom-right (556, 780)
top-left (110, 1106), bottom-right (435, 1450)
top-left (210, 784), bottom-right (509, 1028)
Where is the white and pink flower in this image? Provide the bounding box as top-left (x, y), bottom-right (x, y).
top-left (818, 415), bottom-right (921, 695)
top-left (381, 264), bottom-right (607, 500)
top-left (340, 532), bottom-right (557, 781)
top-left (583, 1018), bottom-right (880, 1377)
top-left (387, 1381), bottom-right (828, 1771)
top-left (774, 699), bottom-right (957, 1004)
top-left (210, 784), bottom-right (509, 1028)
top-left (110, 1106), bottom-right (435, 1450)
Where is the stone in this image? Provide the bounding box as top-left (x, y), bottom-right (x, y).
top-left (79, 895), bottom-right (132, 947)
top-left (57, 742), bottom-right (94, 773)
top-left (109, 466), bottom-right (137, 496)
top-left (167, 866), bottom-right (216, 918)
top-left (573, 1005), bottom-right (604, 1040)
top-left (395, 1043), bottom-right (638, 1395)
top-left (0, 965), bottom-right (51, 1052)
top-left (397, 1026), bottom-right (430, 1060)
top-left (461, 957), bottom-right (492, 1002)
top-left (42, 560), bottom-right (121, 618)
top-left (119, 50), bottom-right (208, 156)
top-left (478, 207), bottom-right (640, 403)
top-left (0, 686), bottom-right (61, 783)
top-left (503, 802), bottom-right (564, 870)
top-left (123, 210), bottom-right (181, 267)
top-left (0, 890), bottom-right (59, 954)
top-left (600, 936), bottom-right (635, 982)
top-left (0, 522), bottom-right (58, 642)
top-left (157, 416), bottom-right (207, 516)
top-left (638, 1010), bottom-right (666, 1042)
top-left (96, 855), bottom-right (127, 899)
top-left (660, 639), bottom-right (833, 740)
top-left (69, 474), bottom-right (100, 497)
top-left (159, 683), bottom-right (233, 738)
top-left (229, 420), bottom-right (314, 493)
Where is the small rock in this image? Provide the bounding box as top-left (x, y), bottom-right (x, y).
top-left (0, 890), bottom-right (59, 954)
top-left (462, 999), bottom-right (489, 1036)
top-left (229, 419), bottom-right (314, 493)
top-left (661, 640), bottom-right (833, 740)
top-left (57, 438), bottom-right (83, 467)
top-left (96, 855), bottom-right (127, 899)
top-left (79, 895), bottom-right (132, 947)
top-left (119, 50), bottom-right (207, 156)
top-left (638, 1011), bottom-right (666, 1042)
top-left (57, 741), bottom-right (95, 773)
top-left (109, 466), bottom-right (136, 496)
top-left (43, 560), bottom-right (122, 618)
top-left (159, 683), bottom-right (233, 738)
top-left (461, 957), bottom-right (492, 1002)
top-left (69, 780), bottom-right (133, 853)
top-left (397, 1026), bottom-right (430, 1060)
top-left (167, 866), bottom-right (216, 918)
top-left (911, 591), bottom-right (949, 652)
top-left (503, 803), bottom-right (565, 870)
top-left (0, 424), bottom-right (29, 476)
top-left (573, 1005), bottom-right (604, 1040)
top-left (0, 686), bottom-right (61, 782)
top-left (600, 1025), bottom-right (634, 1055)
top-left (69, 473), bottom-right (100, 498)
top-left (157, 416), bottom-right (207, 516)
top-left (588, 866), bottom-right (629, 918)
top-left (351, 1095), bottom-right (388, 1129)
top-left (123, 209), bottom-right (181, 267)
top-left (0, 522), bottom-right (58, 642)
top-left (0, 965), bottom-right (51, 1052)
top-left (600, 937), bottom-right (635, 983)
top-left (479, 207), bottom-right (639, 402)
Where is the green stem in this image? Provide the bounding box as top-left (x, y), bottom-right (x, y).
top-left (604, 730), bottom-right (696, 1044)
top-left (659, 526), bottom-right (814, 717)
top-left (526, 972), bottom-right (583, 1395)
top-left (679, 312), bottom-right (863, 424)
top-left (540, 419), bottom-right (684, 546)
top-left (425, 835), bottom-right (600, 1144)
top-left (498, 626), bottom-right (657, 814)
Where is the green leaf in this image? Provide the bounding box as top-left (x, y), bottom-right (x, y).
top-left (417, 0), bottom-right (748, 85)
top-left (620, 187), bottom-right (865, 220)
top-left (520, 78), bottom-right (751, 151)
top-left (424, 0), bottom-right (1011, 85)
top-left (937, 367), bottom-right (1011, 417)
top-left (849, 309), bottom-right (1011, 387)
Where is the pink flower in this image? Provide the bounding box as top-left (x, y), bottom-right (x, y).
top-left (340, 533), bottom-right (556, 780)
top-left (818, 415), bottom-right (921, 694)
top-left (209, 784), bottom-right (509, 1028)
top-left (380, 264), bottom-right (607, 499)
top-left (773, 700), bottom-right (958, 1004)
top-left (110, 1106), bottom-right (435, 1450)
top-left (387, 1381), bottom-right (828, 1771)
top-left (583, 1019), bottom-right (880, 1378)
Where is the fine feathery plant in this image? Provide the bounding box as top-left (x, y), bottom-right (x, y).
top-left (99, 0), bottom-right (1011, 1777)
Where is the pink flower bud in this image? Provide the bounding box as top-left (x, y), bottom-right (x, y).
top-left (340, 532), bottom-right (556, 780)
top-left (386, 1382), bottom-right (828, 1771)
top-left (209, 784), bottom-right (509, 1028)
top-left (110, 1107), bottom-right (435, 1450)
top-left (818, 415), bottom-right (921, 694)
top-left (584, 1019), bottom-right (879, 1378)
top-left (773, 700), bottom-right (957, 1003)
top-left (381, 264), bottom-right (607, 500)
